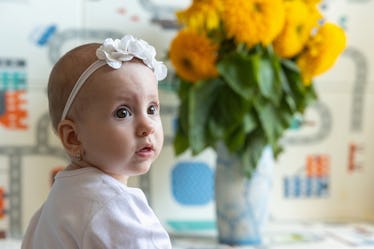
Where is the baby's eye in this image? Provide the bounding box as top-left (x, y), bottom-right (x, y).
top-left (114, 106), bottom-right (132, 119)
top-left (147, 104), bottom-right (159, 115)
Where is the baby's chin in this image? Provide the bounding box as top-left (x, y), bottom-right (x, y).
top-left (110, 162), bottom-right (154, 177)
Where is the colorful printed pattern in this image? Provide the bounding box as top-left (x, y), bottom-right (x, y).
top-left (0, 58), bottom-right (27, 130)
top-left (284, 155), bottom-right (330, 198)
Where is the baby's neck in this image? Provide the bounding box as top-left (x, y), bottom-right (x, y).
top-left (65, 163), bottom-right (129, 185)
top-left (65, 163), bottom-right (86, 171)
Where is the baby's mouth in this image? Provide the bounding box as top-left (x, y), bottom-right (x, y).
top-left (136, 144), bottom-right (154, 157)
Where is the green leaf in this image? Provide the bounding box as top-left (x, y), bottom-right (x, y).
top-left (224, 125), bottom-right (246, 152)
top-left (280, 59), bottom-right (311, 112)
top-left (257, 55), bottom-right (283, 106)
top-left (243, 112), bottom-right (257, 133)
top-left (173, 80), bottom-right (192, 155)
top-left (254, 101), bottom-right (284, 146)
top-left (281, 58), bottom-right (300, 73)
top-left (277, 63), bottom-right (297, 112)
top-left (217, 52), bottom-right (258, 100)
top-left (210, 84), bottom-right (255, 152)
top-left (304, 84), bottom-right (318, 108)
top-left (257, 57), bottom-right (274, 99)
top-left (175, 81), bottom-right (191, 137)
top-left (173, 123), bottom-right (189, 155)
top-left (189, 78), bottom-right (224, 154)
top-left (206, 83), bottom-right (252, 147)
top-left (242, 131), bottom-right (267, 177)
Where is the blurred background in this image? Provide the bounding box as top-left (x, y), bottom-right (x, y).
top-left (0, 0), bottom-right (373, 247)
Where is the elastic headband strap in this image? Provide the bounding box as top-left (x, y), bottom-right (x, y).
top-left (60, 60), bottom-right (107, 121)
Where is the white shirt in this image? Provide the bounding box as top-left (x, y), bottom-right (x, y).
top-left (21, 167), bottom-right (172, 249)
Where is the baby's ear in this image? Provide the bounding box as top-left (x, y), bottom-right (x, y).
top-left (57, 119), bottom-right (81, 158)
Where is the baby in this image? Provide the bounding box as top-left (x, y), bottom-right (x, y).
top-left (21, 35), bottom-right (172, 248)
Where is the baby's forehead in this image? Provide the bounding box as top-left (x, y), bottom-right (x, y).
top-left (80, 64), bottom-right (159, 104)
top-left (91, 60), bottom-right (156, 87)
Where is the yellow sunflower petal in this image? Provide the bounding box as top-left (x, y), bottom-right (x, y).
top-left (297, 22), bottom-right (347, 85)
top-left (222, 0), bottom-right (285, 48)
top-left (273, 0), bottom-right (321, 58)
top-left (169, 30), bottom-right (219, 83)
top-left (303, 0), bottom-right (322, 5)
top-left (176, 0), bottom-right (223, 33)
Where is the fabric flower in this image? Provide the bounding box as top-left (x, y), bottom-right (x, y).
top-left (297, 22), bottom-right (347, 85)
top-left (96, 34), bottom-right (167, 81)
top-left (221, 0), bottom-right (285, 48)
top-left (169, 30), bottom-right (218, 83)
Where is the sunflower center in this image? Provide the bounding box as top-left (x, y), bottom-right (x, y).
top-left (253, 2), bottom-right (262, 12)
top-left (296, 24), bottom-right (304, 35)
top-left (181, 58), bottom-right (193, 71)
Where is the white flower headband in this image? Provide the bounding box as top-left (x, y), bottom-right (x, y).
top-left (60, 34), bottom-right (167, 121)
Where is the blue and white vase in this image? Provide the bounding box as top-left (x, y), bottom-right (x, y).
top-left (215, 144), bottom-right (274, 246)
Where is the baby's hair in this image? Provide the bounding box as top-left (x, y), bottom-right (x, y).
top-left (47, 43), bottom-right (100, 131)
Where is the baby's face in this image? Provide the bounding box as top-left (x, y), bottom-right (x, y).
top-left (74, 61), bottom-right (163, 180)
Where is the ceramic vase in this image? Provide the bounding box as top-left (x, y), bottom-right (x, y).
top-left (214, 144), bottom-right (274, 246)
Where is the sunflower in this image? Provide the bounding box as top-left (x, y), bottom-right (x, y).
top-left (303, 0), bottom-right (322, 5)
top-left (297, 22), bottom-right (347, 85)
top-left (273, 0), bottom-right (321, 58)
top-left (176, 0), bottom-right (223, 34)
top-left (169, 29), bottom-right (219, 83)
top-left (221, 0), bottom-right (285, 48)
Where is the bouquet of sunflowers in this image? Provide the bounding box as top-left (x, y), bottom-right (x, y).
top-left (169, 0), bottom-right (346, 176)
